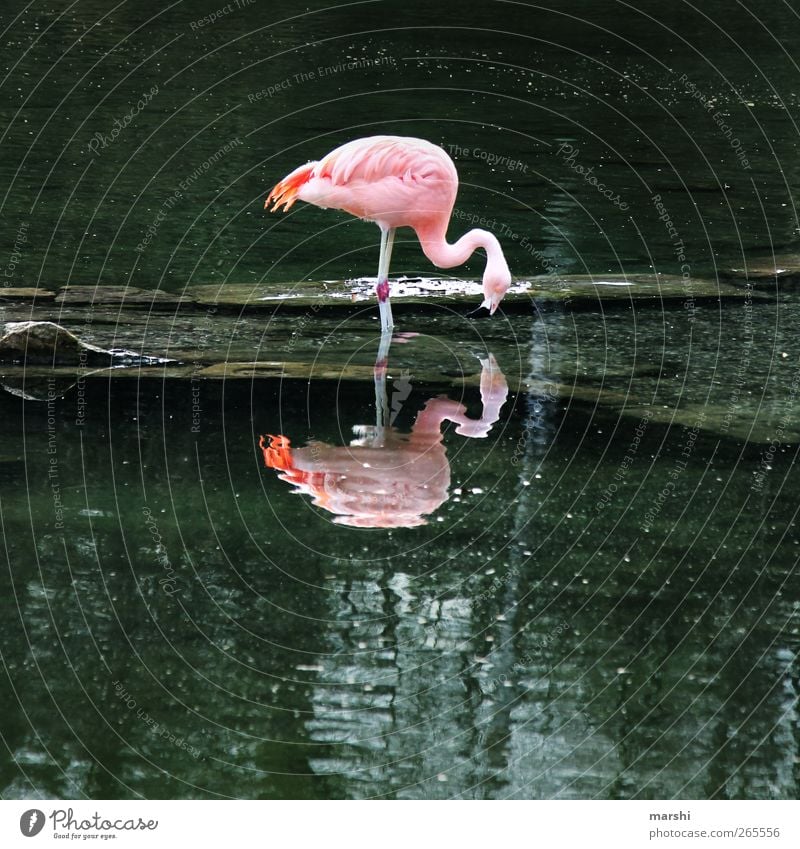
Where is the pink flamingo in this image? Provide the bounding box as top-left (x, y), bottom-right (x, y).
top-left (265, 135), bottom-right (512, 332)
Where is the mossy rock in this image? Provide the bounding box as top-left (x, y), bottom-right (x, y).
top-left (725, 253), bottom-right (800, 286)
top-left (0, 287), bottom-right (55, 301)
top-left (55, 285), bottom-right (192, 307)
top-left (531, 273), bottom-right (767, 303)
top-left (186, 274), bottom-right (760, 312)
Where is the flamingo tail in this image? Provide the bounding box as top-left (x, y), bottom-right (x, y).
top-left (265, 162), bottom-right (316, 212)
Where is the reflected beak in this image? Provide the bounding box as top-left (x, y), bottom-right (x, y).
top-left (468, 303), bottom-right (491, 318)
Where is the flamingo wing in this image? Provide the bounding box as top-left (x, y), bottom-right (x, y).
top-left (316, 136), bottom-right (457, 187)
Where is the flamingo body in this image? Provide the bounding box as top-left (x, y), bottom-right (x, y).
top-left (266, 136), bottom-right (511, 328)
top-left (269, 136), bottom-right (457, 229)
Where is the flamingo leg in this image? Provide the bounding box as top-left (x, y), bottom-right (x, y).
top-left (376, 226), bottom-right (395, 332)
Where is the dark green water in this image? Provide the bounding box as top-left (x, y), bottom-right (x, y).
top-left (1, 0), bottom-right (799, 799)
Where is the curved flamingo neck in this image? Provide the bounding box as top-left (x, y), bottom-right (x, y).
top-left (414, 223), bottom-right (510, 281)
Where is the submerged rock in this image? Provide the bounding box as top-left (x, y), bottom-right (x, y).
top-left (0, 321), bottom-right (114, 364)
top-left (0, 321), bottom-right (174, 366)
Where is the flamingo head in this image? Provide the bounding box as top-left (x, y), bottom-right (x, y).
top-left (480, 267), bottom-right (512, 315)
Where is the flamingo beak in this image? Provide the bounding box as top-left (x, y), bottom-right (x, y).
top-left (477, 295), bottom-right (501, 316)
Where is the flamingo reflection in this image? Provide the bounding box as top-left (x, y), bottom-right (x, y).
top-left (259, 343), bottom-right (508, 528)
